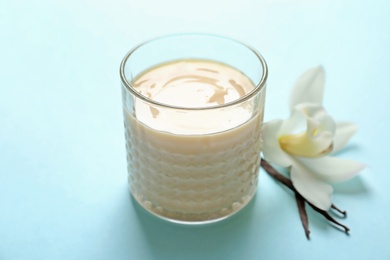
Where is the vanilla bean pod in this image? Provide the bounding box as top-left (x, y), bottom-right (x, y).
top-left (260, 159), bottom-right (311, 237)
top-left (308, 203), bottom-right (350, 233)
top-left (295, 192), bottom-right (310, 239)
top-left (331, 204), bottom-right (347, 217)
top-left (260, 158), bottom-right (350, 237)
top-left (260, 159), bottom-right (293, 189)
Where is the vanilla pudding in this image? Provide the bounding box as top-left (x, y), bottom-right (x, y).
top-left (123, 59), bottom-right (265, 222)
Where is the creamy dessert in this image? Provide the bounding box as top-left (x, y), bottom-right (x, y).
top-left (123, 59), bottom-right (264, 222)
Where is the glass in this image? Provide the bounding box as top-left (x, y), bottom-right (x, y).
top-left (120, 34), bottom-right (268, 224)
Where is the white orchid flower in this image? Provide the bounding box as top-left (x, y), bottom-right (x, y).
top-left (262, 66), bottom-right (364, 211)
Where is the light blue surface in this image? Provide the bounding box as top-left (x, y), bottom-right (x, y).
top-left (0, 0), bottom-right (389, 259)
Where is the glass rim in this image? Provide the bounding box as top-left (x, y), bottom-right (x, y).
top-left (120, 33), bottom-right (268, 111)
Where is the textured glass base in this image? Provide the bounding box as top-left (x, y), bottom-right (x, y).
top-left (130, 186), bottom-right (258, 225)
top-left (124, 110), bottom-right (262, 224)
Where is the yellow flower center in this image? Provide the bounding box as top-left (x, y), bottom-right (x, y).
top-left (279, 132), bottom-right (333, 158)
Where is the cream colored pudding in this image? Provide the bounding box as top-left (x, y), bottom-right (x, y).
top-left (124, 59), bottom-right (264, 222)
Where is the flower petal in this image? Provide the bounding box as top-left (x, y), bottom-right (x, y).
top-left (297, 104), bottom-right (336, 137)
top-left (295, 156), bottom-right (364, 183)
top-left (289, 66), bottom-right (325, 109)
top-left (279, 104), bottom-right (336, 157)
top-left (262, 120), bottom-right (293, 167)
top-left (290, 160), bottom-right (333, 211)
top-left (332, 122), bottom-right (357, 154)
top-left (279, 106), bottom-right (306, 135)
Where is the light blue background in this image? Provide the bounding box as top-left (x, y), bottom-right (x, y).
top-left (1, 0), bottom-right (389, 259)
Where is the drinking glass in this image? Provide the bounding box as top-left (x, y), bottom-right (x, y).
top-left (120, 34), bottom-right (268, 224)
